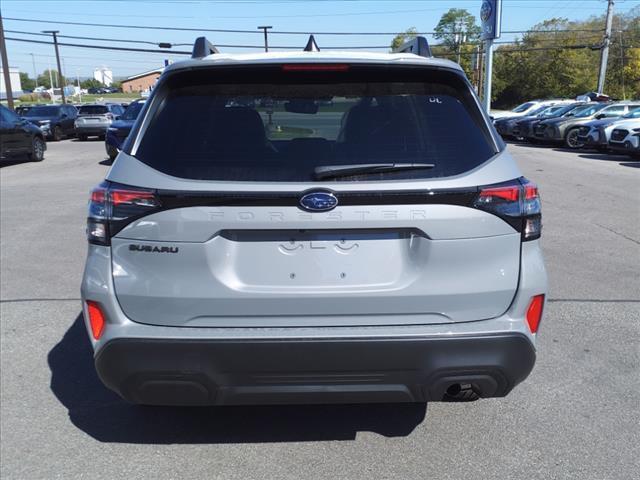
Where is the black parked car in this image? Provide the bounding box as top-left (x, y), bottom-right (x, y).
top-left (516, 103), bottom-right (586, 142)
top-left (0, 105), bottom-right (46, 162)
top-left (21, 104), bottom-right (78, 141)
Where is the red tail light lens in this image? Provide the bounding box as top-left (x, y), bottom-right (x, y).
top-left (477, 185), bottom-right (520, 202)
top-left (526, 294), bottom-right (545, 334)
top-left (87, 182), bottom-right (161, 245)
top-left (86, 301), bottom-right (106, 340)
top-left (474, 178), bottom-right (542, 241)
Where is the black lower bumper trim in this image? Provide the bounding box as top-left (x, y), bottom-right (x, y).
top-left (95, 333), bottom-right (536, 406)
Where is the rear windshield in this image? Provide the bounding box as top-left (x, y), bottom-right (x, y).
top-left (133, 66), bottom-right (496, 182)
top-left (574, 103), bottom-right (608, 118)
top-left (121, 101), bottom-right (144, 120)
top-left (24, 106), bottom-right (60, 117)
top-left (513, 102), bottom-right (535, 113)
top-left (78, 105), bottom-right (109, 115)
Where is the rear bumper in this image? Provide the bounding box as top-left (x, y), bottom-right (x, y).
top-left (95, 333), bottom-right (536, 405)
top-left (75, 125), bottom-right (108, 135)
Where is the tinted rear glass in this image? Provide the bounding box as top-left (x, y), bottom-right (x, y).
top-left (79, 105), bottom-right (109, 115)
top-left (24, 106), bottom-right (60, 117)
top-left (121, 101), bottom-right (144, 120)
top-left (133, 65), bottom-right (496, 182)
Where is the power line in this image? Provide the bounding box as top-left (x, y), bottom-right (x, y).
top-left (4, 29), bottom-right (192, 46)
top-left (4, 37), bottom-right (192, 54)
top-left (3, 16), bottom-right (604, 36)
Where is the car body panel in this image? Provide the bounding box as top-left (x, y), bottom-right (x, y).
top-left (81, 51), bottom-right (547, 404)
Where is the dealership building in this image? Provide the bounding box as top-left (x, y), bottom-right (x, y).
top-left (120, 68), bottom-right (163, 93)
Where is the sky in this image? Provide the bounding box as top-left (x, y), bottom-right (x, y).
top-left (3, 0), bottom-right (639, 80)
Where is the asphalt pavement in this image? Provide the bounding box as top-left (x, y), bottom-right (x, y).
top-left (1, 139), bottom-right (638, 480)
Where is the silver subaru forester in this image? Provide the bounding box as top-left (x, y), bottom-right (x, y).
top-left (81, 37), bottom-right (547, 406)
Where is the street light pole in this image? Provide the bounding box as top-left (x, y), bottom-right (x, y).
top-left (257, 26), bottom-right (272, 52)
top-left (0, 12), bottom-right (15, 109)
top-left (42, 30), bottom-right (66, 103)
top-left (31, 53), bottom-right (38, 88)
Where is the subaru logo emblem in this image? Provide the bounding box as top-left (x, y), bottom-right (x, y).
top-left (299, 191), bottom-right (338, 212)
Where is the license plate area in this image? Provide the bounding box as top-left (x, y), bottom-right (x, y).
top-left (219, 229), bottom-right (425, 289)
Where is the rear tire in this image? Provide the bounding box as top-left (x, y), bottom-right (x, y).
top-left (51, 125), bottom-right (63, 142)
top-left (29, 136), bottom-right (45, 162)
top-left (106, 143), bottom-right (118, 160)
top-left (565, 128), bottom-right (583, 149)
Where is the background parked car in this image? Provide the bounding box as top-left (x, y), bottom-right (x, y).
top-left (495, 103), bottom-right (568, 140)
top-left (105, 99), bottom-right (145, 160)
top-left (608, 121), bottom-right (640, 158)
top-left (0, 105), bottom-right (46, 162)
top-left (577, 106), bottom-right (640, 151)
top-left (533, 102), bottom-right (637, 149)
top-left (491, 99), bottom-right (571, 120)
top-left (15, 105), bottom-right (32, 116)
top-left (74, 103), bottom-right (125, 141)
top-left (516, 103), bottom-right (586, 142)
top-left (21, 104), bottom-right (78, 141)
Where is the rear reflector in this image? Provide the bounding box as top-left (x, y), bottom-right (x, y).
top-left (86, 301), bottom-right (106, 340)
top-left (526, 295), bottom-right (545, 334)
top-left (282, 64), bottom-right (349, 72)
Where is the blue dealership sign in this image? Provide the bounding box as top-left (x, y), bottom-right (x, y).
top-left (480, 0), bottom-right (502, 40)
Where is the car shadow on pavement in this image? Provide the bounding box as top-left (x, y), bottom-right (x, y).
top-left (48, 314), bottom-right (428, 444)
top-left (577, 153), bottom-right (640, 167)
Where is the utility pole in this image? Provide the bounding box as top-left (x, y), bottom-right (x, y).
top-left (0, 12), bottom-right (15, 109)
top-left (43, 30), bottom-right (66, 103)
top-left (597, 0), bottom-right (614, 94)
top-left (618, 24), bottom-right (626, 100)
top-left (257, 26), bottom-right (272, 52)
top-left (31, 53), bottom-right (38, 88)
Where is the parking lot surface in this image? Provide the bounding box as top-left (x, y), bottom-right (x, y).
top-left (1, 140), bottom-right (639, 480)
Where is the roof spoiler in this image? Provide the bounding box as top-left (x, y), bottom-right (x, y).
top-left (393, 36), bottom-right (431, 58)
top-left (192, 36), bottom-right (219, 59)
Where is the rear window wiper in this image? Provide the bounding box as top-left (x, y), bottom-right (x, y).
top-left (314, 163), bottom-right (435, 180)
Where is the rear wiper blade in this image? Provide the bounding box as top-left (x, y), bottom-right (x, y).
top-left (314, 163), bottom-right (435, 180)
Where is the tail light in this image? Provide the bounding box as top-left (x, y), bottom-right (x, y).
top-left (474, 177), bottom-right (542, 241)
top-left (526, 294), bottom-right (545, 334)
top-left (86, 301), bottom-right (106, 340)
top-left (87, 181), bottom-right (161, 245)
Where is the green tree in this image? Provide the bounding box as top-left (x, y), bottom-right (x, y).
top-left (19, 72), bottom-right (36, 91)
top-left (36, 69), bottom-right (66, 90)
top-left (390, 27), bottom-right (418, 51)
top-left (80, 78), bottom-right (104, 89)
top-left (433, 8), bottom-right (481, 51)
top-left (433, 8), bottom-right (481, 78)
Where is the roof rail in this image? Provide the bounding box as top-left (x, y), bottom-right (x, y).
top-left (393, 36), bottom-right (431, 58)
top-left (303, 35), bottom-right (320, 52)
top-left (192, 36), bottom-right (219, 59)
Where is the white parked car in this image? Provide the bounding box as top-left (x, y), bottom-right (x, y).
top-left (608, 120), bottom-right (640, 158)
top-left (491, 99), bottom-right (573, 120)
top-left (577, 107), bottom-right (640, 151)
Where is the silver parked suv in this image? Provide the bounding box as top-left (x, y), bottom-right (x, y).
top-left (81, 37), bottom-right (547, 406)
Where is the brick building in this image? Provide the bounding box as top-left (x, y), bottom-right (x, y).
top-left (121, 68), bottom-right (163, 93)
